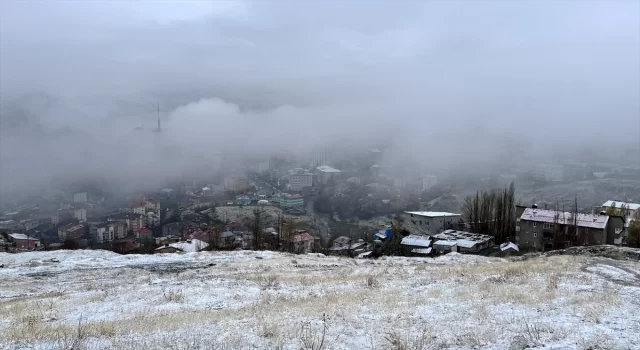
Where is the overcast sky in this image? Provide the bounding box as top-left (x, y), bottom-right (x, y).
top-left (0, 1), bottom-right (639, 199)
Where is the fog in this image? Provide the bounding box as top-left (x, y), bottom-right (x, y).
top-left (1, 1), bottom-right (639, 201)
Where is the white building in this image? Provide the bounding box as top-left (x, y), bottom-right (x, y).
top-left (73, 192), bottom-right (88, 204)
top-left (95, 224), bottom-right (113, 244)
top-left (602, 200), bottom-right (640, 220)
top-left (403, 211), bottom-right (462, 234)
top-left (316, 165), bottom-right (341, 184)
top-left (422, 175), bottom-right (438, 191)
top-left (74, 208), bottom-right (87, 222)
top-left (289, 172), bottom-right (314, 192)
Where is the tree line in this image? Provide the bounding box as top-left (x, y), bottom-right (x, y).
top-left (460, 182), bottom-right (516, 244)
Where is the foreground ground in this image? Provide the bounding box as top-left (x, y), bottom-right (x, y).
top-left (1, 250), bottom-right (640, 350)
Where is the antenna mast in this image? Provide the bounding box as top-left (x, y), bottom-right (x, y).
top-left (157, 102), bottom-right (161, 131)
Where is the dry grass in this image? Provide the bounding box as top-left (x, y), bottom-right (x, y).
top-left (0, 254), bottom-right (634, 350)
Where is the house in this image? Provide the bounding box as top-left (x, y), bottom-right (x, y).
top-left (601, 201), bottom-right (640, 220)
top-left (403, 211), bottom-right (461, 234)
top-left (432, 240), bottom-right (458, 254)
top-left (135, 228), bottom-right (153, 240)
top-left (328, 236), bottom-right (352, 255)
top-left (516, 206), bottom-right (625, 251)
top-left (315, 165), bottom-right (341, 184)
top-left (169, 239), bottom-right (209, 252)
top-left (400, 235), bottom-right (432, 256)
top-left (432, 230), bottom-right (494, 253)
top-left (7, 233), bottom-right (40, 249)
top-left (291, 231), bottom-right (314, 253)
top-left (217, 231), bottom-right (237, 249)
top-left (58, 224), bottom-right (85, 241)
top-left (262, 228), bottom-right (279, 249)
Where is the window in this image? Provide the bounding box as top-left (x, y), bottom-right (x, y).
top-left (533, 232), bottom-right (537, 237)
top-left (532, 222), bottom-right (537, 228)
top-left (543, 223), bottom-right (553, 230)
top-left (533, 242), bottom-right (536, 247)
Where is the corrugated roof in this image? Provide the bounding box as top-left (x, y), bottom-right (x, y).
top-left (400, 235), bottom-right (431, 247)
top-left (520, 208), bottom-right (609, 229)
top-left (316, 165), bottom-right (341, 173)
top-left (8, 233), bottom-right (38, 241)
top-left (602, 200), bottom-right (640, 211)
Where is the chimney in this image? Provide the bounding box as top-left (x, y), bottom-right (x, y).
top-left (532, 204), bottom-right (538, 209)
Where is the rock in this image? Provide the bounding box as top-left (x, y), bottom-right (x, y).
top-left (255, 256), bottom-right (263, 259)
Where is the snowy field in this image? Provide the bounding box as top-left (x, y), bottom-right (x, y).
top-left (1, 250), bottom-right (640, 350)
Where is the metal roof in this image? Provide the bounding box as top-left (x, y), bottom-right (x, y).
top-left (520, 208), bottom-right (609, 229)
top-left (316, 165), bottom-right (341, 173)
top-left (404, 211), bottom-right (461, 217)
top-left (400, 235), bottom-right (432, 247)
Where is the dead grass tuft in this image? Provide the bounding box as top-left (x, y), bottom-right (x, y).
top-left (260, 274), bottom-right (280, 290)
top-left (366, 274), bottom-right (379, 288)
top-left (162, 287), bottom-right (185, 302)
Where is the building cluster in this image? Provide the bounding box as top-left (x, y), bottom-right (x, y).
top-left (515, 200), bottom-right (638, 251)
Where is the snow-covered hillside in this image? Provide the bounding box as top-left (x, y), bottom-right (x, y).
top-left (1, 250), bottom-right (639, 349)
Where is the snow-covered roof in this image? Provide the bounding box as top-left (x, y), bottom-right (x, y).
top-left (316, 165), bottom-right (341, 173)
top-left (401, 235), bottom-right (431, 247)
top-left (404, 211), bottom-right (461, 218)
top-left (520, 208), bottom-right (609, 229)
top-left (169, 239), bottom-right (209, 253)
top-left (350, 242), bottom-right (366, 250)
top-left (602, 200), bottom-right (640, 211)
top-left (375, 232), bottom-right (387, 240)
top-left (8, 233), bottom-right (38, 241)
top-left (411, 248), bottom-right (432, 255)
top-left (500, 242), bottom-right (519, 252)
top-left (433, 240), bottom-right (458, 247)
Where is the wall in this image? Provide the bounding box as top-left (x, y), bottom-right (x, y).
top-left (403, 213), bottom-right (460, 234)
